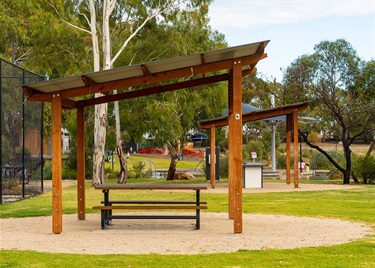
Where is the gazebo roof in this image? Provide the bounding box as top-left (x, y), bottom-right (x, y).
top-left (22, 40), bottom-right (270, 108)
top-left (199, 102), bottom-right (309, 129)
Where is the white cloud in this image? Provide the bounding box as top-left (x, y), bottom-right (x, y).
top-left (209, 0), bottom-right (374, 30)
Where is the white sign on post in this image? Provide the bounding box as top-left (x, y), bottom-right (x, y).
top-left (251, 151), bottom-right (257, 162)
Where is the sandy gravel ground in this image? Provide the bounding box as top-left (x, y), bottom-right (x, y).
top-left (1, 183), bottom-right (372, 255)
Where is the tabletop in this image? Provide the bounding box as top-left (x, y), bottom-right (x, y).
top-left (94, 184), bottom-right (207, 191)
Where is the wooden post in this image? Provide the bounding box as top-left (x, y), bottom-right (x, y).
top-left (227, 74), bottom-right (234, 219)
top-left (51, 93), bottom-right (62, 234)
top-left (232, 60), bottom-right (243, 233)
top-left (77, 106), bottom-right (85, 220)
top-left (210, 124), bottom-right (216, 189)
top-left (286, 114), bottom-right (292, 185)
top-left (293, 110), bottom-right (299, 188)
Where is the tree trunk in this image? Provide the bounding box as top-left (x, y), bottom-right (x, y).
top-left (113, 91), bottom-right (121, 146)
top-left (92, 102), bottom-right (108, 185)
top-left (300, 130), bottom-right (359, 184)
top-left (116, 142), bottom-right (127, 184)
top-left (166, 140), bottom-right (180, 181)
top-left (366, 140), bottom-right (375, 157)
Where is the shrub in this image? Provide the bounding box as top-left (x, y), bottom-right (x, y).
top-left (62, 168), bottom-right (77, 180)
top-left (308, 131), bottom-right (321, 144)
top-left (131, 161), bottom-right (146, 179)
top-left (276, 154), bottom-right (295, 169)
top-left (353, 154), bottom-right (375, 184)
top-left (43, 161), bottom-right (52, 180)
top-left (65, 144), bottom-right (93, 179)
top-left (219, 156), bottom-right (228, 178)
top-left (243, 140), bottom-right (265, 161)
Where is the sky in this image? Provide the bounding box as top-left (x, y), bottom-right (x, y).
top-left (208, 0), bottom-right (375, 82)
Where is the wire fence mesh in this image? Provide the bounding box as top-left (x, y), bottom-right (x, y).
top-left (1, 59), bottom-right (44, 203)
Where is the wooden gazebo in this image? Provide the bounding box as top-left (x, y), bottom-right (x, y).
top-left (199, 102), bottom-right (309, 219)
top-left (22, 41), bottom-right (271, 234)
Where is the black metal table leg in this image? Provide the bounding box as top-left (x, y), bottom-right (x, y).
top-left (196, 189), bottom-right (200, 230)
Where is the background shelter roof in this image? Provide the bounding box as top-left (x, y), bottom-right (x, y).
top-left (224, 103), bottom-right (286, 122)
top-left (199, 102), bottom-right (309, 129)
top-left (22, 40), bottom-right (269, 107)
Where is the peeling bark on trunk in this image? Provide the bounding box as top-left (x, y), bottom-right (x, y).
top-left (166, 140), bottom-right (180, 181)
top-left (117, 143), bottom-right (128, 184)
top-left (92, 102), bottom-right (108, 185)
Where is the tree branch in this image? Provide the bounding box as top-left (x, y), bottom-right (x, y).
top-left (45, 0), bottom-right (92, 35)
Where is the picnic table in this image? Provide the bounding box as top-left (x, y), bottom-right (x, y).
top-left (1, 165), bottom-right (29, 184)
top-left (93, 183), bottom-right (207, 230)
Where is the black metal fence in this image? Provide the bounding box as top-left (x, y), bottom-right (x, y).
top-left (1, 59), bottom-right (44, 203)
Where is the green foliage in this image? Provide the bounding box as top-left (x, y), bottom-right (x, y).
top-left (308, 131), bottom-right (320, 144)
top-left (352, 154), bottom-right (375, 184)
top-left (309, 151), bottom-right (345, 170)
top-left (62, 168), bottom-right (76, 180)
top-left (243, 140), bottom-right (265, 161)
top-left (104, 167), bottom-right (119, 180)
top-left (219, 156), bottom-right (228, 178)
top-left (282, 39), bottom-right (374, 183)
top-left (131, 161), bottom-right (147, 179)
top-left (276, 154), bottom-right (295, 169)
top-left (64, 144), bottom-right (93, 180)
top-left (43, 161), bottom-right (52, 180)
top-left (1, 134), bottom-right (10, 165)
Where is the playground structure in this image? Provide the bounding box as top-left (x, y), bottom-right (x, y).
top-left (311, 151), bottom-right (345, 180)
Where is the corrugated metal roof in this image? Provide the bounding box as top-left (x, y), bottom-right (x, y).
top-left (23, 40), bottom-right (269, 93)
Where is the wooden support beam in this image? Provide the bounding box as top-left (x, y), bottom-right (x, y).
top-left (210, 125), bottom-right (216, 189)
top-left (293, 110), bottom-right (299, 188)
top-left (286, 114), bottom-right (292, 185)
top-left (227, 74), bottom-right (234, 219)
top-left (78, 73), bottom-right (230, 108)
top-left (200, 54), bottom-right (206, 78)
top-left (51, 93), bottom-right (62, 234)
top-left (232, 60), bottom-right (243, 233)
top-left (77, 106), bottom-right (85, 220)
top-left (62, 98), bottom-right (77, 109)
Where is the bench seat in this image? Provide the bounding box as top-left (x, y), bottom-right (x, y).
top-left (100, 200), bottom-right (207, 205)
top-left (92, 204), bottom-right (207, 230)
top-left (93, 205), bottom-right (207, 210)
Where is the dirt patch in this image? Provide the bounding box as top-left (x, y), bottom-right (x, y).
top-left (1, 183), bottom-right (372, 255)
top-left (1, 213), bottom-right (371, 255)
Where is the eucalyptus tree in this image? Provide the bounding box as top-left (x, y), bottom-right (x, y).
top-left (45, 0), bottom-right (218, 184)
top-left (113, 3), bottom-right (227, 180)
top-left (283, 39), bottom-right (375, 184)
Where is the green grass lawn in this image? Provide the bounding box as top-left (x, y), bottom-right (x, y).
top-left (105, 154), bottom-right (203, 171)
top-left (1, 157), bottom-right (375, 267)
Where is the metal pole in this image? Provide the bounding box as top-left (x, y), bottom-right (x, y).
top-left (271, 122), bottom-right (276, 172)
top-left (300, 135), bottom-right (303, 173)
top-left (22, 69), bottom-right (26, 198)
top-left (41, 102), bottom-right (44, 193)
top-left (270, 95), bottom-right (276, 173)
